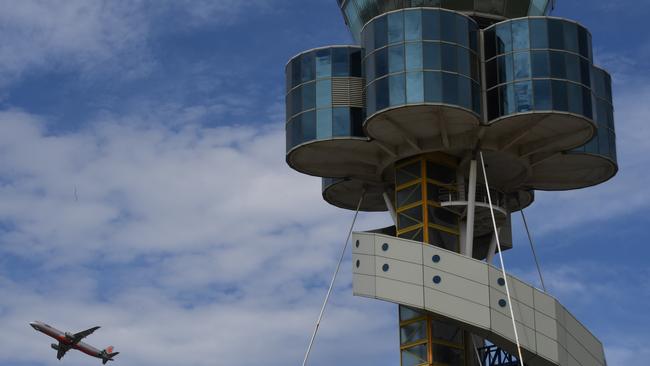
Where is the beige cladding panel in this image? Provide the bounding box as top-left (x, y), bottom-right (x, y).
top-left (423, 266), bottom-right (489, 306)
top-left (375, 258), bottom-right (423, 286)
top-left (376, 276), bottom-right (424, 308)
top-left (424, 288), bottom-right (491, 329)
top-left (422, 245), bottom-right (488, 285)
top-left (376, 235), bottom-right (423, 264)
top-left (350, 233), bottom-right (607, 366)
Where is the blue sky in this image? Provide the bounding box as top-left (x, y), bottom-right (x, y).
top-left (0, 1), bottom-right (647, 365)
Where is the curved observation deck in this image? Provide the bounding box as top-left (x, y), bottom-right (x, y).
top-left (528, 66), bottom-right (618, 190)
top-left (482, 17), bottom-right (597, 165)
top-left (286, 46), bottom-right (382, 180)
top-left (322, 177), bottom-right (389, 211)
top-left (353, 232), bottom-right (607, 366)
top-left (338, 0), bottom-right (555, 43)
top-left (362, 9), bottom-right (481, 160)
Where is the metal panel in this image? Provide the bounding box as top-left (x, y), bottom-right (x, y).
top-left (353, 273), bottom-right (376, 298)
top-left (352, 232), bottom-right (376, 255)
top-left (423, 266), bottom-right (489, 306)
top-left (535, 310), bottom-right (558, 341)
top-left (376, 235), bottom-right (423, 264)
top-left (375, 257), bottom-right (423, 285)
top-left (490, 309), bottom-right (537, 351)
top-left (490, 288), bottom-right (536, 329)
top-left (534, 289), bottom-right (557, 319)
top-left (423, 244), bottom-right (489, 285)
top-left (424, 287), bottom-right (491, 329)
top-left (376, 276), bottom-right (424, 308)
top-left (536, 332), bottom-right (561, 364)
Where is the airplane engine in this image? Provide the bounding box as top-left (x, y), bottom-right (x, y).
top-left (51, 343), bottom-right (59, 351)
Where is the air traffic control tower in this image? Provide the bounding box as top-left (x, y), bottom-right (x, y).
top-left (285, 1), bottom-right (615, 365)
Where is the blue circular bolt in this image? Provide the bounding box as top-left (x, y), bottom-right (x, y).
top-left (382, 243), bottom-right (389, 251)
top-left (499, 299), bottom-right (507, 307)
top-left (432, 255), bottom-right (441, 263)
top-left (498, 278), bottom-right (505, 286)
top-left (382, 263), bottom-right (389, 272)
top-left (433, 275), bottom-right (442, 284)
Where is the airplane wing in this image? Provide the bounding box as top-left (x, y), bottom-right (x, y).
top-left (72, 326), bottom-right (100, 341)
top-left (56, 342), bottom-right (71, 360)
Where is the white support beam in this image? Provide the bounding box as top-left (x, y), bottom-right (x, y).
top-left (485, 227), bottom-right (501, 264)
top-left (383, 191), bottom-right (398, 227)
top-left (463, 159), bottom-right (478, 257)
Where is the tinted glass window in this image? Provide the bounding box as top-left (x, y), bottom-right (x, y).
top-left (497, 54), bottom-right (514, 84)
top-left (388, 12), bottom-right (404, 44)
top-left (578, 27), bottom-right (590, 59)
top-left (550, 51), bottom-right (566, 79)
top-left (406, 43), bottom-right (423, 70)
top-left (422, 10), bottom-right (440, 40)
top-left (442, 73), bottom-right (458, 105)
top-left (366, 83), bottom-right (376, 114)
top-left (456, 15), bottom-right (470, 48)
top-left (363, 20), bottom-right (375, 52)
top-left (316, 109), bottom-right (332, 139)
top-left (458, 48), bottom-right (470, 77)
top-left (423, 42), bottom-right (441, 70)
top-left (486, 59), bottom-right (497, 88)
top-left (487, 88), bottom-right (499, 120)
top-left (533, 80), bottom-right (552, 110)
top-left (301, 52), bottom-right (315, 83)
top-left (500, 84), bottom-right (515, 115)
top-left (548, 19), bottom-right (564, 50)
top-left (316, 80), bottom-right (331, 108)
top-left (301, 110), bottom-right (317, 141)
top-left (484, 28), bottom-right (496, 60)
top-left (531, 50), bottom-right (549, 77)
top-left (567, 82), bottom-right (583, 115)
top-left (565, 53), bottom-right (581, 83)
top-left (302, 82), bottom-right (315, 111)
top-left (332, 107), bottom-right (350, 136)
top-left (580, 59), bottom-right (591, 87)
top-left (511, 19), bottom-right (530, 51)
top-left (514, 52), bottom-right (531, 80)
top-left (440, 11), bottom-right (456, 43)
top-left (315, 49), bottom-right (331, 78)
top-left (441, 44), bottom-right (457, 73)
top-left (424, 71), bottom-right (442, 103)
top-left (407, 72), bottom-right (424, 103)
top-left (375, 48), bottom-right (389, 78)
top-left (389, 45), bottom-right (405, 73)
top-left (405, 10), bottom-right (422, 41)
top-left (529, 18), bottom-right (548, 49)
top-left (390, 74), bottom-right (406, 106)
top-left (374, 16), bottom-right (388, 49)
top-left (495, 23), bottom-right (512, 54)
top-left (291, 57), bottom-right (301, 87)
top-left (458, 77), bottom-right (472, 110)
top-left (332, 48), bottom-right (349, 76)
top-left (563, 22), bottom-right (579, 53)
top-left (514, 81), bottom-right (532, 112)
top-left (350, 49), bottom-right (361, 77)
top-left (552, 80), bottom-right (568, 111)
top-left (375, 77), bottom-right (389, 111)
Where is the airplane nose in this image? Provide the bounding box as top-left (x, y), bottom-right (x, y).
top-left (29, 322), bottom-right (38, 329)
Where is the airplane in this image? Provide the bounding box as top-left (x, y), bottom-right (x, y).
top-left (30, 321), bottom-right (119, 364)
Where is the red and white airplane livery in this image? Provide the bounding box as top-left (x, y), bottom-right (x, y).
top-left (30, 321), bottom-right (119, 364)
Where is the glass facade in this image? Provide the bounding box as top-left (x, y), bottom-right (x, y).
top-left (340, 0), bottom-right (554, 43)
top-left (484, 17), bottom-right (595, 122)
top-left (570, 66), bottom-right (617, 163)
top-left (363, 9), bottom-right (481, 117)
top-left (285, 46), bottom-right (366, 152)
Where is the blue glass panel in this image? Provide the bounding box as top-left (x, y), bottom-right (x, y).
top-left (332, 48), bottom-right (349, 76)
top-left (315, 49), bottom-right (331, 78)
top-left (533, 80), bottom-right (552, 110)
top-left (374, 15), bottom-right (388, 49)
top-left (580, 59), bottom-right (591, 87)
top-left (458, 47), bottom-right (470, 77)
top-left (316, 80), bottom-right (331, 108)
top-left (511, 19), bottom-right (530, 51)
top-left (376, 77), bottom-right (390, 111)
top-left (291, 57), bottom-right (301, 87)
top-left (301, 52), bottom-right (315, 83)
top-left (472, 83), bottom-right (481, 115)
top-left (469, 21), bottom-right (478, 52)
top-left (363, 20), bottom-right (375, 52)
top-left (286, 61), bottom-right (292, 91)
top-left (375, 47), bottom-right (389, 78)
top-left (550, 51), bottom-right (566, 79)
top-left (500, 84), bottom-right (515, 115)
top-left (552, 80), bottom-right (568, 111)
top-left (529, 18), bottom-right (548, 49)
top-left (351, 108), bottom-right (364, 136)
top-left (567, 82), bottom-right (583, 115)
top-left (389, 44), bottom-right (405, 73)
top-left (578, 26), bottom-right (590, 59)
top-left (332, 107), bottom-right (351, 137)
top-left (497, 54), bottom-right (514, 84)
top-left (456, 15), bottom-right (470, 48)
top-left (423, 42), bottom-right (441, 70)
top-left (316, 109), bottom-right (332, 138)
top-left (582, 86), bottom-right (593, 119)
top-left (514, 81), bottom-right (533, 112)
top-left (531, 50), bottom-right (549, 77)
top-left (548, 19), bottom-right (564, 50)
top-left (405, 9), bottom-right (422, 41)
top-left (495, 22), bottom-right (512, 54)
top-left (486, 59), bottom-right (497, 88)
top-left (407, 72), bottom-right (424, 104)
top-left (514, 52), bottom-right (531, 80)
top-left (424, 71), bottom-right (442, 103)
top-left (422, 10), bottom-right (440, 41)
top-left (440, 11), bottom-right (456, 43)
top-left (367, 83), bottom-right (377, 114)
top-left (366, 50), bottom-right (376, 80)
top-left (390, 74), bottom-right (406, 106)
top-left (530, 0), bottom-right (549, 15)
top-left (301, 110), bottom-right (317, 142)
top-left (406, 42), bottom-right (423, 70)
top-left (487, 88), bottom-right (499, 119)
top-left (301, 82), bottom-right (315, 111)
top-left (388, 11), bottom-right (405, 44)
top-left (291, 86), bottom-right (301, 116)
top-left (565, 53), bottom-right (581, 83)
top-left (350, 49), bottom-right (362, 77)
top-left (458, 76), bottom-right (472, 110)
top-left (441, 43), bottom-right (457, 73)
top-left (470, 53), bottom-right (479, 81)
top-left (442, 73), bottom-right (458, 105)
top-left (563, 22), bottom-right (579, 54)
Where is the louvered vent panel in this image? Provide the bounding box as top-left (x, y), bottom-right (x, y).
top-left (332, 77), bottom-right (364, 108)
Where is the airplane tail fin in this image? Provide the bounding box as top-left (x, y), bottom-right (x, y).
top-left (101, 346), bottom-right (119, 364)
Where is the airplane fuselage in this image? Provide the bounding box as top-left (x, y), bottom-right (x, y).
top-left (30, 321), bottom-right (106, 360)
